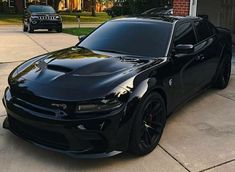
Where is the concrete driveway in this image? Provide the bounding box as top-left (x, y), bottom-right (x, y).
top-left (0, 26), bottom-right (235, 172)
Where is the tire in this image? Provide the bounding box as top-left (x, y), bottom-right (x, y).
top-left (48, 29), bottom-right (53, 32)
top-left (56, 27), bottom-right (62, 33)
top-left (23, 25), bottom-right (27, 32)
top-left (129, 92), bottom-right (166, 156)
top-left (214, 54), bottom-right (231, 90)
top-left (27, 23), bottom-right (34, 33)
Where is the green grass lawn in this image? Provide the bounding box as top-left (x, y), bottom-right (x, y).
top-left (0, 14), bottom-right (22, 25)
top-left (61, 12), bottom-right (111, 23)
top-left (63, 28), bottom-right (95, 36)
top-left (0, 12), bottom-right (110, 25)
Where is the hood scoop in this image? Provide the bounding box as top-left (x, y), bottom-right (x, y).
top-left (47, 64), bottom-right (73, 73)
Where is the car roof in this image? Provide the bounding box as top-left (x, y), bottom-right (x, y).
top-left (111, 15), bottom-right (202, 25)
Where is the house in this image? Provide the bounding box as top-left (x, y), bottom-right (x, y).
top-left (173, 0), bottom-right (235, 39)
top-left (82, 0), bottom-right (113, 12)
top-left (57, 0), bottom-right (82, 11)
top-left (3, 0), bottom-right (82, 12)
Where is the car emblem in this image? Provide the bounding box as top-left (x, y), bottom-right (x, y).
top-left (51, 103), bottom-right (67, 110)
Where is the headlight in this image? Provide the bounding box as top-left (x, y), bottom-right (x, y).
top-left (56, 15), bottom-right (62, 21)
top-left (75, 99), bottom-right (123, 113)
top-left (31, 16), bottom-right (39, 20)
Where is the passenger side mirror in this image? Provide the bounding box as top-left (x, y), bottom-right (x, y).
top-left (78, 35), bottom-right (86, 42)
top-left (175, 44), bottom-right (194, 55)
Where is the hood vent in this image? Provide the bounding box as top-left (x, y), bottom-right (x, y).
top-left (47, 64), bottom-right (73, 73)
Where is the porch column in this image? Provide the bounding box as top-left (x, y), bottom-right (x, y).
top-left (189, 0), bottom-right (198, 16)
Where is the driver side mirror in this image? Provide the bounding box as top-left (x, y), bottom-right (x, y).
top-left (175, 44), bottom-right (194, 55)
top-left (78, 35), bottom-right (87, 42)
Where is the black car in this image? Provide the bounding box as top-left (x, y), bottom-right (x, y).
top-left (23, 5), bottom-right (62, 33)
top-left (3, 16), bottom-right (232, 158)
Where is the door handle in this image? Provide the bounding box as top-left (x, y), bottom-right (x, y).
top-left (195, 54), bottom-right (205, 61)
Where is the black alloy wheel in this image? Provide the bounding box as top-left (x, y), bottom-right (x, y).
top-left (56, 27), bottom-right (62, 33)
top-left (129, 92), bottom-right (166, 156)
top-left (23, 25), bottom-right (27, 32)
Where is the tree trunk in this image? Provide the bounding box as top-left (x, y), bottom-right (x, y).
top-left (91, 0), bottom-right (96, 16)
top-left (54, 0), bottom-right (61, 11)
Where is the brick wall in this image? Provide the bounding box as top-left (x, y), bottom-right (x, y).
top-left (173, 0), bottom-right (190, 16)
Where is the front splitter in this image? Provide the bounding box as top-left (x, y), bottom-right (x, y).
top-left (3, 117), bottom-right (122, 159)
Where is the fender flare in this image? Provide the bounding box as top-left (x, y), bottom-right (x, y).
top-left (123, 78), bottom-right (168, 124)
top-left (213, 43), bottom-right (232, 83)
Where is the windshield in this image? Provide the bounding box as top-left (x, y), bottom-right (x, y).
top-left (79, 20), bottom-right (172, 57)
top-left (28, 5), bottom-right (55, 13)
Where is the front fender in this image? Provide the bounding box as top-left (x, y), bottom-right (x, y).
top-left (121, 77), bottom-right (167, 127)
top-left (114, 77), bottom-right (167, 150)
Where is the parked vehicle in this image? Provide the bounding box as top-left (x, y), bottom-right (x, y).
top-left (23, 5), bottom-right (62, 33)
top-left (3, 16), bottom-right (232, 158)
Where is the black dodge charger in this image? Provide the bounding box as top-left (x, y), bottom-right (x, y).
top-left (2, 16), bottom-right (232, 158)
top-left (23, 5), bottom-right (62, 33)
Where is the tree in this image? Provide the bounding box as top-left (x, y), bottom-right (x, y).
top-left (114, 0), bottom-right (172, 15)
top-left (54, 0), bottom-right (61, 11)
top-left (91, 0), bottom-right (96, 16)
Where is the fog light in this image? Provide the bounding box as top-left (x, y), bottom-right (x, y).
top-left (77, 121), bottom-right (106, 131)
top-left (77, 124), bottom-right (87, 130)
top-left (32, 21), bottom-right (37, 24)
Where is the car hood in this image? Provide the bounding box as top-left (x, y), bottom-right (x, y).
top-left (9, 47), bottom-right (163, 101)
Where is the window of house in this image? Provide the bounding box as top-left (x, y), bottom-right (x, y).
top-left (26, 0), bottom-right (47, 5)
top-left (174, 22), bottom-right (197, 46)
top-left (9, 0), bottom-right (15, 7)
top-left (40, 0), bottom-right (47, 5)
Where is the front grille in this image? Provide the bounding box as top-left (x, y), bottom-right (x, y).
top-left (12, 97), bottom-right (56, 117)
top-left (39, 16), bottom-right (57, 20)
top-left (10, 90), bottom-right (75, 116)
top-left (8, 116), bottom-right (69, 150)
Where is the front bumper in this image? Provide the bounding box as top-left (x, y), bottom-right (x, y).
top-left (2, 88), bottom-right (130, 158)
top-left (30, 20), bottom-right (62, 30)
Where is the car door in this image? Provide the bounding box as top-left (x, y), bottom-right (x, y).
top-left (172, 21), bottom-right (205, 101)
top-left (193, 20), bottom-right (221, 86)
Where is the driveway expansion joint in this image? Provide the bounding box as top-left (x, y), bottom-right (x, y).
top-left (198, 159), bottom-right (235, 172)
top-left (159, 144), bottom-right (191, 172)
top-left (25, 33), bottom-right (49, 53)
top-left (216, 93), bottom-right (235, 102)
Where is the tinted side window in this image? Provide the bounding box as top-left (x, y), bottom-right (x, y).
top-left (174, 22), bottom-right (197, 46)
top-left (195, 21), bottom-right (213, 42)
top-left (207, 22), bottom-right (216, 34)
